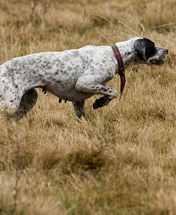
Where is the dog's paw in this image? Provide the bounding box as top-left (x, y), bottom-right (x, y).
top-left (93, 96), bottom-right (112, 109)
top-left (93, 99), bottom-right (102, 109)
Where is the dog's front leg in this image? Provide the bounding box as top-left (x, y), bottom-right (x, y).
top-left (76, 77), bottom-right (117, 109)
top-left (92, 95), bottom-right (114, 109)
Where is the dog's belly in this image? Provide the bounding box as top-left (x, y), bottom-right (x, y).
top-left (45, 85), bottom-right (93, 102)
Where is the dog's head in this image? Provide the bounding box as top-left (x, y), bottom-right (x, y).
top-left (134, 38), bottom-right (168, 66)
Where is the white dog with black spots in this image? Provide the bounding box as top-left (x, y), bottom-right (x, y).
top-left (0, 37), bottom-right (168, 121)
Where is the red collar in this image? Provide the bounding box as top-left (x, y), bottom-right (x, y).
top-left (111, 45), bottom-right (126, 99)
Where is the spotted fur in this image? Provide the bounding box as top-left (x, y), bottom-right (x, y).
top-left (0, 37), bottom-right (168, 121)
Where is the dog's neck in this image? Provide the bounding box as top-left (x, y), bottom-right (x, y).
top-left (115, 38), bottom-right (142, 69)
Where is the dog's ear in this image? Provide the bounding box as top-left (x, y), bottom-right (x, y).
top-left (134, 38), bottom-right (156, 62)
top-left (134, 38), bottom-right (147, 62)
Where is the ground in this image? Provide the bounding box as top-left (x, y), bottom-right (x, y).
top-left (0, 0), bottom-right (176, 214)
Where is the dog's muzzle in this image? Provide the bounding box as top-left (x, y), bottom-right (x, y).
top-left (148, 48), bottom-right (168, 66)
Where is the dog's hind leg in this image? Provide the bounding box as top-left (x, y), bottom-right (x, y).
top-left (72, 101), bottom-right (85, 118)
top-left (13, 88), bottom-right (38, 121)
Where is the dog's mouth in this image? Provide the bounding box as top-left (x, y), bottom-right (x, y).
top-left (149, 59), bottom-right (165, 66)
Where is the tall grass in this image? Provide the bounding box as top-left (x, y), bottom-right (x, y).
top-left (0, 0), bottom-right (176, 214)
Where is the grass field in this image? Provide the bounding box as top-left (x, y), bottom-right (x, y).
top-left (0, 0), bottom-right (176, 214)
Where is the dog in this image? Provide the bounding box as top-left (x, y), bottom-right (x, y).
top-left (0, 37), bottom-right (168, 121)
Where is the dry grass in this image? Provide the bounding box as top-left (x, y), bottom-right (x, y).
top-left (0, 0), bottom-right (176, 214)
